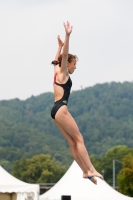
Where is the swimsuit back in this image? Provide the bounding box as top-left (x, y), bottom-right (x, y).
top-left (54, 73), bottom-right (72, 104)
top-left (51, 74), bottom-right (72, 119)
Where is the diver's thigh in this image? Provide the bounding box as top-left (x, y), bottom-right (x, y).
top-left (55, 106), bottom-right (82, 140)
top-left (54, 120), bottom-right (76, 146)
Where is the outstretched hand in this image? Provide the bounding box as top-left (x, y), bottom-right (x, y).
top-left (63, 21), bottom-right (73, 35)
top-left (57, 35), bottom-right (64, 47)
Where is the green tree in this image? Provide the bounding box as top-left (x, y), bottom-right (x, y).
top-left (99, 146), bottom-right (133, 185)
top-left (117, 154), bottom-right (133, 197)
top-left (88, 146), bottom-right (133, 185)
top-left (12, 154), bottom-right (66, 183)
top-left (0, 160), bottom-right (11, 172)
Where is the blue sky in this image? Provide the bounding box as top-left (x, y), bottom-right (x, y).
top-left (0, 0), bottom-right (133, 100)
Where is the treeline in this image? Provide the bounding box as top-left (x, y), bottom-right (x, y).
top-left (0, 81), bottom-right (133, 173)
top-left (12, 145), bottom-right (133, 197)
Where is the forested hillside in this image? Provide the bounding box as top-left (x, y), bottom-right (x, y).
top-left (0, 81), bottom-right (133, 172)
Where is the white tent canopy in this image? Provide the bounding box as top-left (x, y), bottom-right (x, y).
top-left (40, 161), bottom-right (133, 200)
top-left (0, 166), bottom-right (39, 200)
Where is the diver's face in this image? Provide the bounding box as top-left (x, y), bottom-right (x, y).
top-left (68, 58), bottom-right (76, 74)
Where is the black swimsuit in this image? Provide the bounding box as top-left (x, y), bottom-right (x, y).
top-left (51, 74), bottom-right (72, 119)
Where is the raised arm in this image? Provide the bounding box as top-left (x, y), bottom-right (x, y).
top-left (51, 35), bottom-right (64, 66)
top-left (54, 35), bottom-right (64, 61)
top-left (61, 21), bottom-right (73, 74)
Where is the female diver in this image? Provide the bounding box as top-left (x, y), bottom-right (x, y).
top-left (51, 21), bottom-right (103, 184)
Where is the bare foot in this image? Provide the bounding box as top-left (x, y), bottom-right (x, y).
top-left (83, 170), bottom-right (103, 185)
top-left (83, 170), bottom-right (103, 179)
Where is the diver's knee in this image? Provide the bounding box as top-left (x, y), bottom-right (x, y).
top-left (76, 133), bottom-right (84, 144)
top-left (68, 139), bottom-right (76, 148)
